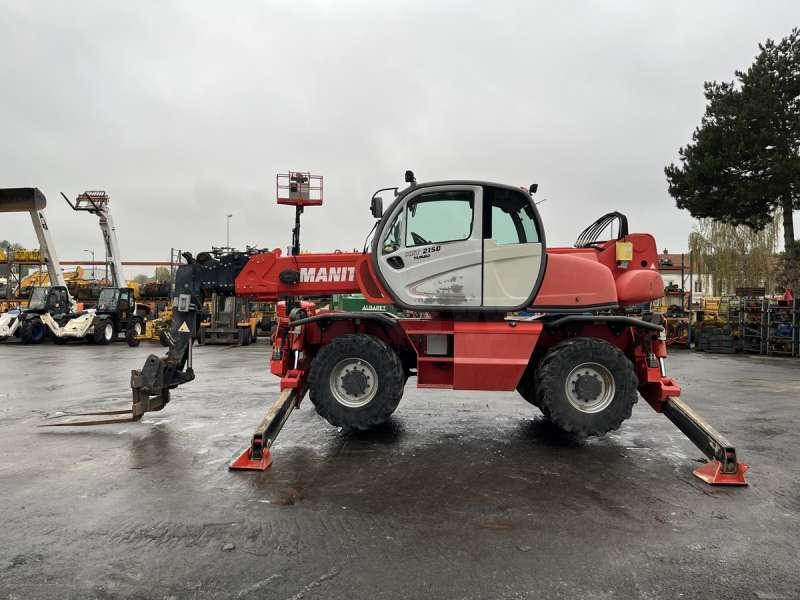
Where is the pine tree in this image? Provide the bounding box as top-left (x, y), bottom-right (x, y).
top-left (665, 28), bottom-right (800, 289)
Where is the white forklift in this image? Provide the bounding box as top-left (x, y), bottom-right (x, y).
top-left (41, 191), bottom-right (147, 345)
top-left (0, 188), bottom-right (76, 343)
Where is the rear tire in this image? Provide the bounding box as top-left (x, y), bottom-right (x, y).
top-left (242, 327), bottom-right (252, 346)
top-left (20, 318), bottom-right (46, 344)
top-left (309, 334), bottom-right (405, 430)
top-left (535, 337), bottom-right (638, 436)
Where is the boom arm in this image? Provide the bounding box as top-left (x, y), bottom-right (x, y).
top-left (62, 191), bottom-right (126, 287)
top-left (0, 187), bottom-right (70, 293)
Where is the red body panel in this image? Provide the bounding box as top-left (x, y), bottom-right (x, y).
top-left (236, 249), bottom-right (391, 302)
top-left (532, 253), bottom-right (618, 309)
top-left (452, 321), bottom-right (542, 390)
top-left (236, 233), bottom-right (663, 310)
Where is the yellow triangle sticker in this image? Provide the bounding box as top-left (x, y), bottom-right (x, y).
top-left (178, 322), bottom-right (190, 333)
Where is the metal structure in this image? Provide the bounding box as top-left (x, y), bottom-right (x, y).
top-left (45, 174), bottom-right (747, 486)
top-left (0, 189), bottom-right (77, 342)
top-left (0, 188), bottom-right (68, 291)
top-left (277, 172), bottom-right (323, 255)
top-left (61, 191), bottom-right (125, 288)
top-left (198, 292), bottom-right (257, 346)
top-left (0, 248), bottom-right (46, 308)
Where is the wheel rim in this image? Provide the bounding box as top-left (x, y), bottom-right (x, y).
top-left (329, 358), bottom-right (379, 408)
top-left (134, 322), bottom-right (142, 335)
top-left (564, 362), bottom-right (615, 414)
top-left (104, 324), bottom-right (113, 340)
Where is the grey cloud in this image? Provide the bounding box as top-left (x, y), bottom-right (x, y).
top-left (1, 0), bottom-right (798, 278)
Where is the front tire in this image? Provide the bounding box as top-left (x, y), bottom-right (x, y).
top-left (308, 334), bottom-right (405, 430)
top-left (20, 318), bottom-right (46, 344)
top-left (94, 320), bottom-right (115, 345)
top-left (535, 337), bottom-right (638, 437)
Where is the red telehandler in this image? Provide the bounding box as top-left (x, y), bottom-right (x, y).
top-left (43, 172), bottom-right (748, 485)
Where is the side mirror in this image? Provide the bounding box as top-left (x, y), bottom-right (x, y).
top-left (405, 170), bottom-right (416, 184)
top-left (529, 183), bottom-right (539, 194)
top-left (370, 196), bottom-right (383, 219)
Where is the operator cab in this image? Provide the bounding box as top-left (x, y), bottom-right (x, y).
top-left (372, 180), bottom-right (546, 310)
top-left (26, 286), bottom-right (70, 315)
top-left (96, 287), bottom-right (135, 315)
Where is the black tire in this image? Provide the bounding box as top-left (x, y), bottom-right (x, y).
top-left (93, 319), bottom-right (115, 345)
top-left (308, 334), bottom-right (405, 430)
top-left (535, 337), bottom-right (638, 437)
top-left (20, 318), bottom-right (46, 344)
top-left (196, 328), bottom-right (205, 346)
top-left (242, 327), bottom-right (252, 346)
top-left (126, 318), bottom-right (143, 347)
top-left (53, 335), bottom-right (68, 345)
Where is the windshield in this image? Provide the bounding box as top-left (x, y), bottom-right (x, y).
top-left (96, 288), bottom-right (118, 311)
top-left (28, 287), bottom-right (48, 310)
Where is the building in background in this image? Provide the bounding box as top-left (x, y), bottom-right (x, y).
top-left (658, 250), bottom-right (715, 306)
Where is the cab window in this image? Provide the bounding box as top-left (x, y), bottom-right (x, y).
top-left (405, 190), bottom-right (474, 247)
top-left (49, 289), bottom-right (68, 313)
top-left (118, 291), bottom-right (130, 311)
top-left (483, 186), bottom-right (539, 245)
top-left (382, 211), bottom-right (402, 255)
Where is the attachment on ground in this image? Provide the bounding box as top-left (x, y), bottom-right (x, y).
top-left (229, 388), bottom-right (300, 471)
top-left (660, 396), bottom-right (748, 486)
top-left (39, 408), bottom-right (142, 427)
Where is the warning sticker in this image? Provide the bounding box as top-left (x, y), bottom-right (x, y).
top-left (178, 322), bottom-right (190, 333)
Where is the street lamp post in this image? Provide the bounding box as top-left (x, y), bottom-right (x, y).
top-left (83, 249), bottom-right (95, 279)
top-left (226, 213), bottom-right (233, 248)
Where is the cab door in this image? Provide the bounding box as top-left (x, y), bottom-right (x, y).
top-left (375, 185), bottom-right (483, 309)
top-left (481, 186), bottom-right (544, 309)
top-left (117, 289), bottom-right (131, 328)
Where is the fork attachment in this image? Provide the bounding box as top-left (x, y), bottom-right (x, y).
top-left (41, 327), bottom-right (195, 427)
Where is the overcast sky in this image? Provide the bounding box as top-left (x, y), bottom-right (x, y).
top-left (1, 1), bottom-right (798, 278)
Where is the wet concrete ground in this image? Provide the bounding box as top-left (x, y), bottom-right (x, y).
top-left (0, 342), bottom-right (798, 599)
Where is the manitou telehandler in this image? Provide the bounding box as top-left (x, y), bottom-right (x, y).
top-left (44, 172), bottom-right (748, 486)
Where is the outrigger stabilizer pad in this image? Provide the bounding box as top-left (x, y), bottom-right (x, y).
top-left (693, 460), bottom-right (749, 486)
top-left (660, 396), bottom-right (748, 486)
top-left (229, 388), bottom-right (299, 471)
top-left (230, 446), bottom-right (273, 471)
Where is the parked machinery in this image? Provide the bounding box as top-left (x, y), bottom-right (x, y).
top-left (198, 292), bottom-right (258, 345)
top-left (0, 188), bottom-right (76, 343)
top-left (45, 286), bottom-right (146, 345)
top-left (48, 172), bottom-right (748, 486)
top-left (0, 285), bottom-right (72, 343)
top-left (41, 191), bottom-right (149, 344)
